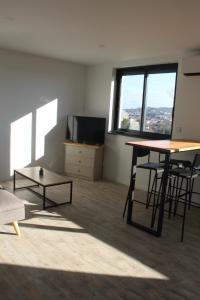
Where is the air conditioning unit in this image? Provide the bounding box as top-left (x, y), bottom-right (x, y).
top-left (182, 55), bottom-right (200, 76)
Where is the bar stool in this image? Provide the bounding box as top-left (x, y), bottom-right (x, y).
top-left (123, 149), bottom-right (164, 218)
top-left (169, 153), bottom-right (200, 241)
top-left (137, 159), bottom-right (164, 209)
top-left (149, 158), bottom-right (192, 229)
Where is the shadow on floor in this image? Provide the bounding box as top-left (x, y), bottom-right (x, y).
top-left (0, 263), bottom-right (196, 300)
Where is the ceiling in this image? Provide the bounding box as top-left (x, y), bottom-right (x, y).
top-left (0, 0), bottom-right (200, 65)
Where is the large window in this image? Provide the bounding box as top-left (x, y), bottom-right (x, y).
top-left (113, 63), bottom-right (178, 139)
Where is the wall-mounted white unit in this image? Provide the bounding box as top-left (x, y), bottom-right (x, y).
top-left (182, 55), bottom-right (200, 76)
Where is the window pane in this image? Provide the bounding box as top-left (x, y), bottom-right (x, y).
top-left (144, 73), bottom-right (176, 135)
top-left (118, 75), bottom-right (144, 130)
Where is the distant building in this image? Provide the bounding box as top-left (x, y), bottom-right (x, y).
top-left (130, 118), bottom-right (140, 130)
top-left (121, 107), bottom-right (172, 134)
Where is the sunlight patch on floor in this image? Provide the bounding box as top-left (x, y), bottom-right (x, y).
top-left (0, 223), bottom-right (169, 281)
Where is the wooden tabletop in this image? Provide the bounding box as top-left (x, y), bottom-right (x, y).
top-left (125, 140), bottom-right (200, 153)
top-left (15, 167), bottom-right (72, 187)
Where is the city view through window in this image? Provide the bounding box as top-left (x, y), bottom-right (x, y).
top-left (118, 72), bottom-right (176, 135)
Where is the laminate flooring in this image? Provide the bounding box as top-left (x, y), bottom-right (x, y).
top-left (1, 178), bottom-right (200, 300)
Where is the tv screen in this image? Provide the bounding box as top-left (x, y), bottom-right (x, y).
top-left (66, 116), bottom-right (106, 145)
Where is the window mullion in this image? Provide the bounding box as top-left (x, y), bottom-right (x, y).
top-left (140, 72), bottom-right (148, 132)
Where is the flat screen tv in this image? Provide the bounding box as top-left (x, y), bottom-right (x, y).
top-left (66, 116), bottom-right (106, 145)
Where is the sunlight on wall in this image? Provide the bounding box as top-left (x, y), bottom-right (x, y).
top-left (10, 113), bottom-right (32, 175)
top-left (108, 80), bottom-right (115, 132)
top-left (35, 99), bottom-right (58, 160)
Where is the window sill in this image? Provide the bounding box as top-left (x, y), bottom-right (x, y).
top-left (108, 130), bottom-right (171, 140)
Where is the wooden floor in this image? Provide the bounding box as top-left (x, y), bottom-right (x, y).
top-left (1, 178), bottom-right (200, 300)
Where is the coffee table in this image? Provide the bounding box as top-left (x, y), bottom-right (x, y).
top-left (13, 167), bottom-right (73, 210)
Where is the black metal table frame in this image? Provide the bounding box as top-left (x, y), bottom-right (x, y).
top-left (126, 146), bottom-right (171, 237)
top-left (13, 170), bottom-right (73, 210)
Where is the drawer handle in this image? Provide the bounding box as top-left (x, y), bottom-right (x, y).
top-left (78, 169), bottom-right (80, 173)
top-left (79, 150), bottom-right (82, 154)
top-left (78, 160), bottom-right (81, 163)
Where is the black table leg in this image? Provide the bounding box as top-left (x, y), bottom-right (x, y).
top-left (126, 147), bottom-right (170, 237)
top-left (127, 147), bottom-right (138, 224)
top-left (70, 181), bottom-right (73, 204)
top-left (43, 186), bottom-right (46, 210)
top-left (157, 153), bottom-right (170, 236)
top-left (13, 170), bottom-right (16, 191)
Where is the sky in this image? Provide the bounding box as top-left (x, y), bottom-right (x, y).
top-left (120, 72), bottom-right (176, 109)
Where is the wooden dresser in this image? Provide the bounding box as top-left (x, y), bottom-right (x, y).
top-left (64, 142), bottom-right (104, 180)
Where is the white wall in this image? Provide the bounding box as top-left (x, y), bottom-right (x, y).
top-left (85, 56), bottom-right (200, 190)
top-left (0, 49), bottom-right (86, 181)
top-left (1, 48), bottom-right (200, 190)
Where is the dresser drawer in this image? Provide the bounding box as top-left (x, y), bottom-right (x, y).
top-left (65, 156), bottom-right (94, 168)
top-left (66, 163), bottom-right (93, 179)
top-left (64, 142), bottom-right (104, 180)
top-left (65, 145), bottom-right (95, 158)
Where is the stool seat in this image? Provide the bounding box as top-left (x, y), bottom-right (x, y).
top-left (137, 162), bottom-right (164, 173)
top-left (0, 189), bottom-right (25, 235)
top-left (170, 168), bottom-right (198, 179)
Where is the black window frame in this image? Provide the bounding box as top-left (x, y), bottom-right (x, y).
top-left (112, 63), bottom-right (178, 140)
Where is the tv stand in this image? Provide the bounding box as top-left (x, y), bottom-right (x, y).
top-left (64, 142), bottom-right (104, 180)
